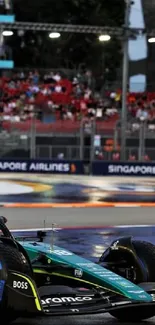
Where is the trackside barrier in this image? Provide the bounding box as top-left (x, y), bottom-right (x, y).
top-left (92, 162), bottom-right (155, 176)
top-left (0, 160), bottom-right (84, 174)
top-left (0, 160), bottom-right (155, 177)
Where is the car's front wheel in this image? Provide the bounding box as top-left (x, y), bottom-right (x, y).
top-left (109, 240), bottom-right (155, 321)
top-left (110, 305), bottom-right (155, 322)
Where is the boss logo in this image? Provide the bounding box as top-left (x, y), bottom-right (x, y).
top-left (13, 281), bottom-right (28, 290)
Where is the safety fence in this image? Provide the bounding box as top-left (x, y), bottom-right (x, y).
top-left (1, 118), bottom-right (155, 162)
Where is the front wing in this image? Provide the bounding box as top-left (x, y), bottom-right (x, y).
top-left (40, 289), bottom-right (155, 316)
top-left (1, 270), bottom-right (155, 317)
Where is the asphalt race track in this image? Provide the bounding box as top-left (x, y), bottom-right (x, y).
top-left (15, 314), bottom-right (137, 325)
top-left (3, 207), bottom-right (155, 229)
top-left (15, 314), bottom-right (155, 325)
top-left (3, 206), bottom-right (155, 325)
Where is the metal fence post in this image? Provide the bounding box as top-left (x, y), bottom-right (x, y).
top-left (121, 0), bottom-right (131, 160)
top-left (114, 125), bottom-right (119, 150)
top-left (30, 113), bottom-right (36, 159)
top-left (90, 119), bottom-right (96, 163)
top-left (138, 120), bottom-right (146, 161)
top-left (80, 120), bottom-right (84, 160)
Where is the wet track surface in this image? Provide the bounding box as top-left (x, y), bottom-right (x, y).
top-left (10, 224), bottom-right (155, 325)
top-left (14, 314), bottom-right (133, 325)
top-left (12, 225), bottom-right (155, 262)
top-left (15, 314), bottom-right (155, 325)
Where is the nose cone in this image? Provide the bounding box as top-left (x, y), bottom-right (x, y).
top-left (113, 280), bottom-right (153, 302)
top-left (122, 287), bottom-right (153, 302)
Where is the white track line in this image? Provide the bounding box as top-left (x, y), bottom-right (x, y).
top-left (114, 225), bottom-right (153, 228)
top-left (10, 225), bottom-right (155, 232)
top-left (11, 227), bottom-right (61, 232)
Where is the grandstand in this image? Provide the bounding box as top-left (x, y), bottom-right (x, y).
top-left (0, 68), bottom-right (154, 162)
top-left (0, 0), bottom-right (154, 162)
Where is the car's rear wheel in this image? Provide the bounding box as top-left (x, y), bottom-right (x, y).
top-left (0, 241), bottom-right (32, 324)
top-left (110, 240), bottom-right (155, 321)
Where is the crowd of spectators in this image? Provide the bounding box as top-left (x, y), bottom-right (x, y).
top-left (0, 69), bottom-right (119, 126)
top-left (95, 150), bottom-right (151, 162)
top-left (0, 69), bottom-right (155, 133)
top-left (127, 92), bottom-right (155, 132)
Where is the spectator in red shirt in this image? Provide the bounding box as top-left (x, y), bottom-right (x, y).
top-left (112, 152), bottom-right (120, 161)
top-left (128, 154), bottom-right (136, 161)
top-left (143, 154), bottom-right (150, 161)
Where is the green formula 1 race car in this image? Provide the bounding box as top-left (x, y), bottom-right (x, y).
top-left (1, 216), bottom-right (155, 323)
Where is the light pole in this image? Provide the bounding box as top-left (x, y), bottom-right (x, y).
top-left (121, 0), bottom-right (131, 161)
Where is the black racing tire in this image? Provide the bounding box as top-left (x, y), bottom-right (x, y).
top-left (0, 241), bottom-right (32, 324)
top-left (132, 240), bottom-right (155, 281)
top-left (110, 306), bottom-right (155, 322)
top-left (110, 240), bottom-right (155, 322)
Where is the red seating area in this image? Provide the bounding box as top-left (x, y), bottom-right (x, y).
top-left (2, 120), bottom-right (81, 133)
top-left (2, 119), bottom-right (118, 133)
top-left (0, 70), bottom-right (120, 133)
